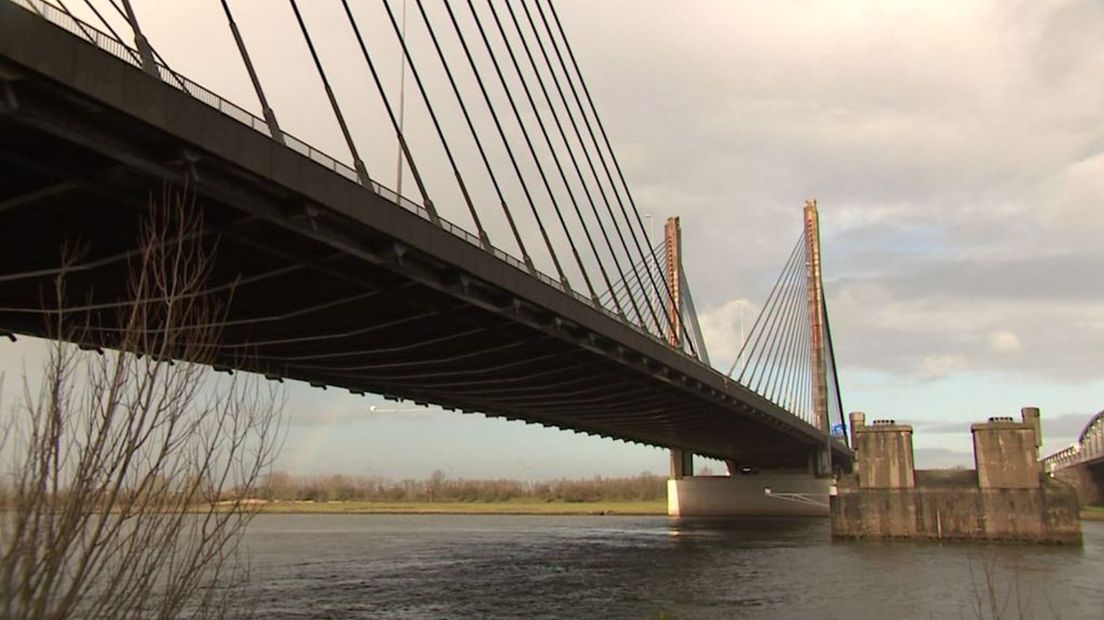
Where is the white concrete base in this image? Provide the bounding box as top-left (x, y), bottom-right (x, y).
top-left (667, 475), bottom-right (831, 517)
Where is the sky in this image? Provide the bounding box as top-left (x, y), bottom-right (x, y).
top-left (3, 0), bottom-right (1103, 479)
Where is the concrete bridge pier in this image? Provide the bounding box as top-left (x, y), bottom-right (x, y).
top-left (666, 448), bottom-right (831, 517)
top-left (833, 409), bottom-right (1082, 544)
top-left (669, 448), bottom-right (693, 479)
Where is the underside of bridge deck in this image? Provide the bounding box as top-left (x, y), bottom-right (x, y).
top-left (0, 4), bottom-right (850, 468)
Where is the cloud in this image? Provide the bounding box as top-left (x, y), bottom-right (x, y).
top-left (912, 411), bottom-right (1092, 463)
top-left (820, 266), bottom-right (1104, 381)
top-left (988, 331), bottom-right (1022, 355)
top-left (696, 298), bottom-right (756, 371)
top-left (98, 0), bottom-right (1104, 390)
top-left (565, 0), bottom-right (1104, 392)
top-left (1041, 412), bottom-right (1099, 442)
top-left (914, 447), bottom-right (974, 470)
top-left (916, 355), bottom-right (969, 381)
top-left (918, 412), bottom-right (1088, 439)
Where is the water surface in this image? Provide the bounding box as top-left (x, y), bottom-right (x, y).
top-left (244, 514), bottom-right (1104, 618)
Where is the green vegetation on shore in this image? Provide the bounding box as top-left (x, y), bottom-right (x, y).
top-left (1082, 506), bottom-right (1104, 521)
top-left (249, 499), bottom-right (667, 515)
top-left (258, 471), bottom-right (668, 504)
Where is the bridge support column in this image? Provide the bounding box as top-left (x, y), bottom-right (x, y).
top-left (667, 473), bottom-right (830, 517)
top-left (669, 449), bottom-right (693, 479)
top-left (811, 447), bottom-right (832, 477)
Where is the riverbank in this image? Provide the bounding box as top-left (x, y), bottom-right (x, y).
top-left (218, 501), bottom-right (1104, 519)
top-left (243, 499), bottom-right (667, 516)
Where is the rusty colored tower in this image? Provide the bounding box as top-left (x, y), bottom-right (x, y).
top-left (664, 216), bottom-right (693, 477)
top-left (804, 200), bottom-right (829, 433)
top-left (664, 216), bottom-right (682, 348)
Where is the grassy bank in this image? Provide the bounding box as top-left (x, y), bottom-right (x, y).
top-left (244, 499), bottom-right (667, 516)
top-left (1082, 506), bottom-right (1104, 521)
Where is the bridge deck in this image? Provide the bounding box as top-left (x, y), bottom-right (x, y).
top-left (0, 3), bottom-right (850, 468)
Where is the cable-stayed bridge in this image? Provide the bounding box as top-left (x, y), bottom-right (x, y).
top-left (0, 0), bottom-right (851, 475)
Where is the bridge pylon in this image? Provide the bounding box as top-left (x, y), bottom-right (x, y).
top-left (804, 199), bottom-right (833, 476)
top-left (666, 202), bottom-right (845, 516)
top-left (804, 200), bottom-right (828, 434)
top-left (663, 216), bottom-right (694, 479)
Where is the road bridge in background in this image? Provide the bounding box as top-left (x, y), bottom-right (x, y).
top-left (1045, 410), bottom-right (1104, 506)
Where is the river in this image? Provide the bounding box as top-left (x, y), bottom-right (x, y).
top-left (242, 514), bottom-right (1104, 619)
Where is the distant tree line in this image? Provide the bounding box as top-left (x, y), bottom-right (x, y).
top-left (257, 471), bottom-right (666, 503)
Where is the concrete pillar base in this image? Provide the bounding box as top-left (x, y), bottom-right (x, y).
top-left (667, 474), bottom-right (831, 517)
top-left (669, 449), bottom-right (693, 478)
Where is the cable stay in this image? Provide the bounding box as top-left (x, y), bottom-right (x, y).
top-left (50, 0), bottom-right (787, 361)
top-left (723, 204), bottom-right (847, 438)
top-left (678, 268), bottom-right (709, 366)
top-left (594, 231), bottom-right (709, 364)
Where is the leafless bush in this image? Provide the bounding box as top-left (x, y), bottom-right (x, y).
top-left (0, 188), bottom-right (284, 618)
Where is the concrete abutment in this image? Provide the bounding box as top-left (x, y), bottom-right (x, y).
top-left (831, 408), bottom-right (1082, 544)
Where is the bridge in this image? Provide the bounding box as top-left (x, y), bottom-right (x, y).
top-left (0, 0), bottom-right (852, 500)
top-left (1044, 410), bottom-right (1104, 507)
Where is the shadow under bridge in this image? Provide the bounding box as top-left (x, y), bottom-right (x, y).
top-left (0, 1), bottom-right (850, 469)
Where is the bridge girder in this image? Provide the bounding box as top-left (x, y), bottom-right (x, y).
top-left (0, 4), bottom-right (851, 468)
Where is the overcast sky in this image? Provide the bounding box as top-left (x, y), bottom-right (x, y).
top-left (3, 0), bottom-right (1103, 478)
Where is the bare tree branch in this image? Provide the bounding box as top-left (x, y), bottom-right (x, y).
top-left (1, 187), bottom-right (285, 618)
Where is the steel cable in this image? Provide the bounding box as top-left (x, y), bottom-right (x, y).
top-left (505, 0), bottom-right (663, 333)
top-left (729, 234), bottom-right (803, 380)
top-left (749, 250), bottom-right (804, 392)
top-left (538, 0), bottom-right (694, 350)
top-left (396, 0), bottom-right (534, 268)
top-left (288, 0), bottom-right (374, 188)
top-left (475, 0), bottom-right (627, 314)
top-left (417, 0), bottom-right (569, 288)
top-left (349, 0), bottom-right (481, 239)
top-left (451, 0), bottom-right (599, 301)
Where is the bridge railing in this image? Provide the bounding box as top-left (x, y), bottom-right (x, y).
top-left (1043, 444), bottom-right (1079, 473)
top-left (11, 0), bottom-right (694, 362)
top-left (17, 0), bottom-right (370, 185)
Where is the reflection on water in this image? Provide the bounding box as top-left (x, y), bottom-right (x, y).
top-left (243, 514), bottom-right (1103, 619)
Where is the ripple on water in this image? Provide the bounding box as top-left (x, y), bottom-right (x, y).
top-left (242, 514), bottom-right (1104, 619)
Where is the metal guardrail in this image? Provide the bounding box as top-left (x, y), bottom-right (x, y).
top-left (1043, 445), bottom-right (1078, 473)
top-left (10, 0), bottom-right (704, 362)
